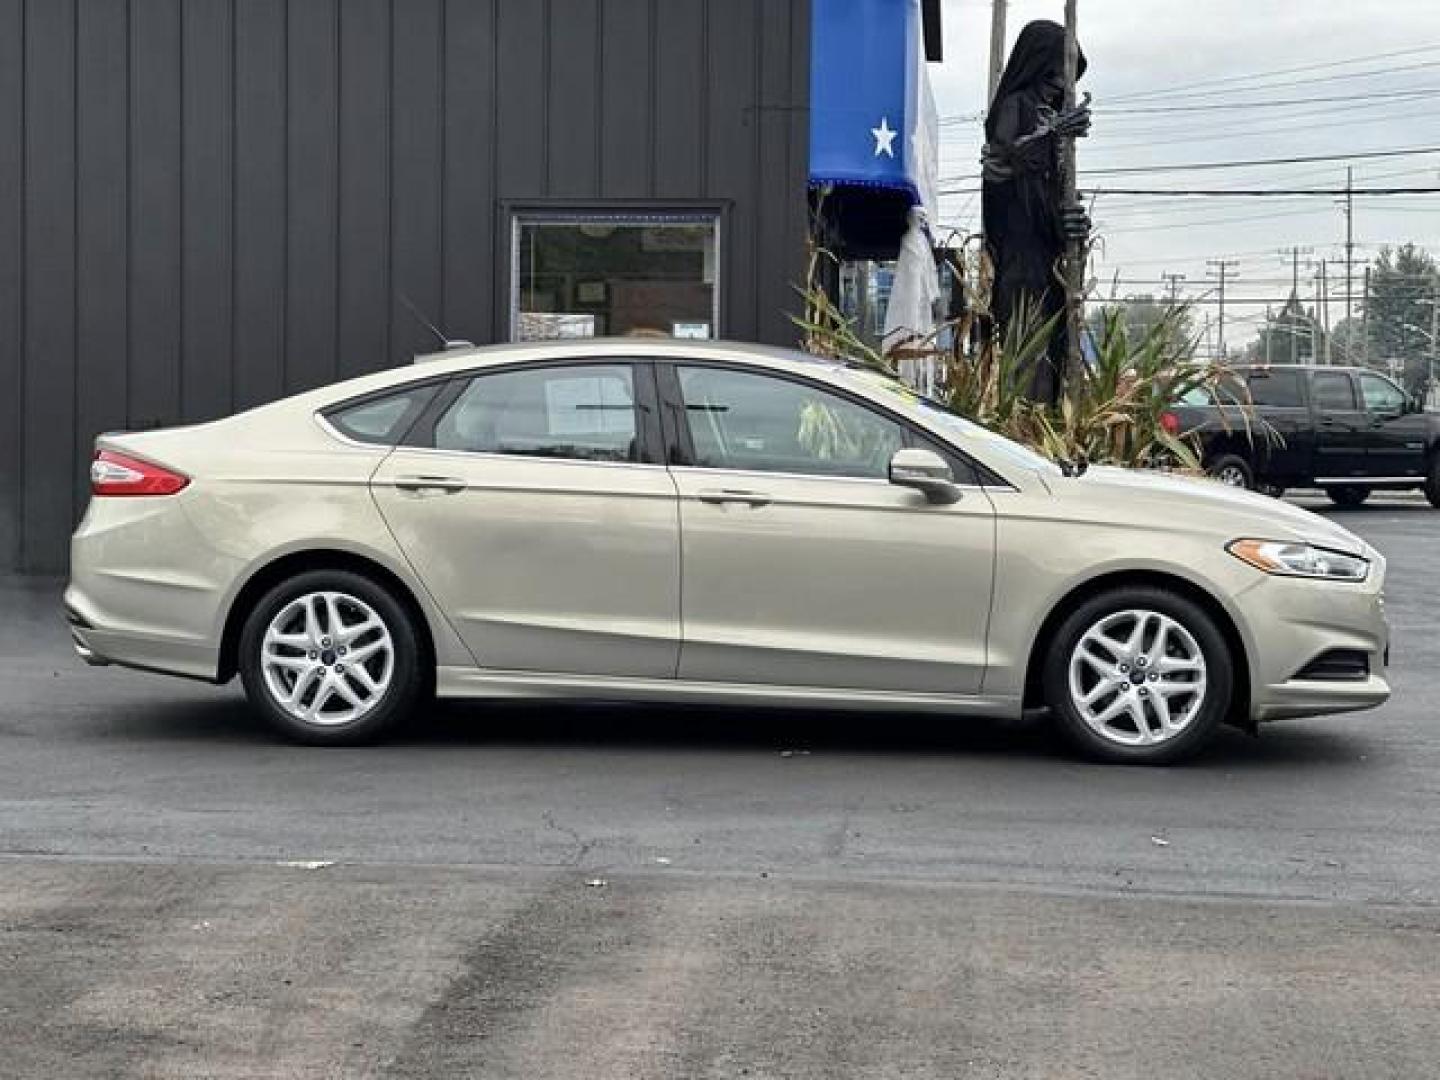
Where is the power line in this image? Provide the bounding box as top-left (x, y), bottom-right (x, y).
top-left (1080, 102), bottom-right (1440, 153)
top-left (937, 144), bottom-right (1440, 187)
top-left (937, 85), bottom-right (1440, 127)
top-left (1100, 86), bottom-right (1440, 114)
top-left (1084, 187), bottom-right (1440, 197)
top-left (1100, 44), bottom-right (1440, 103)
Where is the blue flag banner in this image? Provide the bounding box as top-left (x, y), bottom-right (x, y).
top-left (810, 0), bottom-right (937, 218)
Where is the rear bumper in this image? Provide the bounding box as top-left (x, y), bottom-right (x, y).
top-left (65, 616), bottom-right (222, 682)
top-left (66, 493), bottom-right (233, 682)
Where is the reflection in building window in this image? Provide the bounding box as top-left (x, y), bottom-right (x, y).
top-left (513, 212), bottom-right (719, 341)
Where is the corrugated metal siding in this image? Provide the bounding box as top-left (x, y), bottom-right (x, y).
top-left (0, 0), bottom-right (812, 573)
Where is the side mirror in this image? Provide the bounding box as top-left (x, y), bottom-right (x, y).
top-left (889, 447), bottom-right (961, 505)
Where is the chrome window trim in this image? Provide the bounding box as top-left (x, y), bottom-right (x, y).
top-left (376, 442), bottom-right (669, 473)
top-left (667, 464), bottom-right (993, 492)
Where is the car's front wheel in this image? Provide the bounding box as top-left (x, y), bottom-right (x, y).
top-left (238, 569), bottom-right (427, 744)
top-left (1043, 587), bottom-right (1234, 765)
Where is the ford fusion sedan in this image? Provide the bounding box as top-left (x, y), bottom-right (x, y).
top-left (66, 340), bottom-right (1390, 763)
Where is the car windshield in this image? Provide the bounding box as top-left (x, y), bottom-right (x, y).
top-left (837, 366), bottom-right (1062, 475)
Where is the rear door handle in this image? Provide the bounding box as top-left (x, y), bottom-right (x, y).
top-left (696, 488), bottom-right (772, 507)
top-left (393, 475), bottom-right (468, 494)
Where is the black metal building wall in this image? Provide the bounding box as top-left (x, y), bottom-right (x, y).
top-left (0, 0), bottom-right (812, 574)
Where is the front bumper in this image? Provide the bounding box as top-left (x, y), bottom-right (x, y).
top-left (1234, 557), bottom-right (1391, 722)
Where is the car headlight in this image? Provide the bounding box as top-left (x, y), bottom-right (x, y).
top-left (1226, 539), bottom-right (1369, 582)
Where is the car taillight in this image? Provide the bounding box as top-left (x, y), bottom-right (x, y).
top-left (90, 450), bottom-right (189, 497)
top-left (1160, 410), bottom-right (1181, 435)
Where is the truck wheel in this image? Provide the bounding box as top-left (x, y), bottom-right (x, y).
top-left (1207, 455), bottom-right (1253, 490)
top-left (1325, 486), bottom-right (1371, 508)
top-left (1426, 459), bottom-right (1440, 509)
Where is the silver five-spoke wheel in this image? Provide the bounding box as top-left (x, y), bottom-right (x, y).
top-left (1067, 609), bottom-right (1207, 748)
top-left (1214, 464), bottom-right (1247, 487)
top-left (260, 591), bottom-right (394, 726)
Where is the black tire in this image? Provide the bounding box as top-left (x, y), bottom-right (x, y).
top-left (1042, 586), bottom-right (1235, 765)
top-left (1324, 485), bottom-right (1371, 508)
top-left (238, 568), bottom-right (428, 745)
top-left (1206, 454), bottom-right (1253, 491)
top-left (1426, 458), bottom-right (1440, 509)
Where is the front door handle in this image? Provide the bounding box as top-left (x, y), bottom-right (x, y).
top-left (696, 488), bottom-right (772, 508)
top-left (393, 475), bottom-right (468, 494)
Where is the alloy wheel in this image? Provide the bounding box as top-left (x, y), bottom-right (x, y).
top-left (1066, 609), bottom-right (1208, 747)
top-left (259, 591), bottom-right (394, 726)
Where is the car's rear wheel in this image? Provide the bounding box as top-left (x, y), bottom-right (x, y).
top-left (1325, 485), bottom-right (1371, 507)
top-left (1042, 587), bottom-right (1233, 765)
top-left (238, 569), bottom-right (426, 744)
top-left (1207, 454), bottom-right (1253, 490)
top-left (1426, 458), bottom-right (1440, 509)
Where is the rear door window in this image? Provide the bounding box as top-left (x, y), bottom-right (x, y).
top-left (1244, 370), bottom-right (1302, 407)
top-left (1311, 372), bottom-right (1358, 411)
top-left (433, 364), bottom-right (641, 463)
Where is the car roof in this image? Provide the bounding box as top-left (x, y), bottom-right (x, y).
top-left (288, 338), bottom-right (887, 410)
top-left (411, 337), bottom-right (843, 372)
top-left (1234, 363), bottom-right (1373, 375)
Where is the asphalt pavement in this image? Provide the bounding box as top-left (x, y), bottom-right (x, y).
top-left (3, 494), bottom-right (1438, 1078)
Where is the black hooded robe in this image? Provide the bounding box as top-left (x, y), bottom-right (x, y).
top-left (982, 20), bottom-right (1086, 405)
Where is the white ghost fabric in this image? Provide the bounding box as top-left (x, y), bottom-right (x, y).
top-left (882, 208), bottom-right (942, 392)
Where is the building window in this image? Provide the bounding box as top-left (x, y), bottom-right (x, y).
top-left (512, 211), bottom-right (720, 342)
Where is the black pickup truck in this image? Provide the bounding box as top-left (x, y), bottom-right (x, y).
top-left (1166, 364), bottom-right (1440, 507)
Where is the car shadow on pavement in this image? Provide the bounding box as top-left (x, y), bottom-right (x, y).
top-left (110, 693), bottom-right (1379, 772)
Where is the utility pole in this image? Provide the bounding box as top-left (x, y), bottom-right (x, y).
top-left (1430, 282), bottom-right (1438, 398)
top-left (1059, 0), bottom-right (1084, 388)
top-left (1160, 272), bottom-right (1186, 305)
top-left (1206, 259), bottom-right (1239, 360)
top-left (1361, 265), bottom-right (1372, 369)
top-left (1318, 260), bottom-right (1333, 365)
top-left (1343, 166), bottom-right (1356, 327)
top-left (1279, 246), bottom-right (1314, 365)
top-left (987, 0), bottom-right (1009, 104)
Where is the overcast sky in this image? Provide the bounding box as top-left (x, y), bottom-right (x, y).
top-left (932, 0), bottom-right (1440, 354)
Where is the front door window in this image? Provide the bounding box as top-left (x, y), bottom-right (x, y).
top-left (675, 366), bottom-right (905, 479)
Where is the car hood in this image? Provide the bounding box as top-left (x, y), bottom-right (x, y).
top-left (1065, 466), bottom-right (1369, 556)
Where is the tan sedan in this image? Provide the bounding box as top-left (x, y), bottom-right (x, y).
top-left (66, 340), bottom-right (1390, 763)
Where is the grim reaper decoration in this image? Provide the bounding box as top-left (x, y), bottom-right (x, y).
top-left (982, 20), bottom-right (1092, 404)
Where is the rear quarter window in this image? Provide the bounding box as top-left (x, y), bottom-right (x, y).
top-left (323, 385), bottom-right (437, 445)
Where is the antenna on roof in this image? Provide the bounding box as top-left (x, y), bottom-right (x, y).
top-left (398, 293), bottom-right (474, 352)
